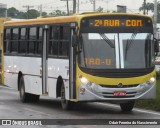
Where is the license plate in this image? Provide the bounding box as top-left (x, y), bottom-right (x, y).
top-left (113, 91), bottom-right (126, 96)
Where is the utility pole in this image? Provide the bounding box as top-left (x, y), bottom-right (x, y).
top-left (143, 0), bottom-right (146, 15)
top-left (5, 9), bottom-right (7, 18)
top-left (73, 0), bottom-right (77, 14)
top-left (90, 0), bottom-right (96, 12)
top-left (154, 0), bottom-right (157, 38)
top-left (23, 5), bottom-right (34, 19)
top-left (67, 0), bottom-right (69, 15)
top-left (39, 4), bottom-right (42, 17)
top-left (77, 0), bottom-right (79, 13)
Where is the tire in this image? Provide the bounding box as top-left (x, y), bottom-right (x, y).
top-left (61, 83), bottom-right (74, 110)
top-left (19, 76), bottom-right (29, 102)
top-left (30, 94), bottom-right (40, 102)
top-left (120, 100), bottom-right (135, 112)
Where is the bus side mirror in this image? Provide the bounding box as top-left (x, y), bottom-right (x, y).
top-left (154, 38), bottom-right (159, 56)
top-left (72, 35), bottom-right (78, 47)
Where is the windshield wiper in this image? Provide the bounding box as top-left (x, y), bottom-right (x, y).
top-left (99, 33), bottom-right (115, 48)
top-left (125, 32), bottom-right (137, 60)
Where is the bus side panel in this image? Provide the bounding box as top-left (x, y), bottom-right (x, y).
top-left (48, 78), bottom-right (57, 98)
top-left (48, 58), bottom-right (69, 98)
top-left (4, 56), bottom-right (42, 95)
top-left (24, 75), bottom-right (42, 95)
top-left (4, 56), bottom-right (17, 89)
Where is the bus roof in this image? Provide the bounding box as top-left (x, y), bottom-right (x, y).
top-left (4, 12), bottom-right (152, 27)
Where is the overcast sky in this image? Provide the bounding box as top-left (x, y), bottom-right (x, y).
top-left (0, 0), bottom-right (155, 13)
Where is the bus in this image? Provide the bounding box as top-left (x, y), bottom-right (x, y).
top-left (3, 13), bottom-right (159, 111)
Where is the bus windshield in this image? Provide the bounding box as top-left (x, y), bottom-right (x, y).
top-left (79, 33), bottom-right (154, 69)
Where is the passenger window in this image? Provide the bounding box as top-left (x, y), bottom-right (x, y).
top-left (29, 27), bottom-right (37, 40)
top-left (49, 41), bottom-right (58, 56)
top-left (10, 28), bottom-right (19, 53)
top-left (12, 28), bottom-right (19, 40)
top-left (11, 41), bottom-right (18, 53)
top-left (20, 28), bottom-right (26, 40)
top-left (28, 27), bottom-right (37, 54)
top-left (4, 29), bottom-right (11, 53)
top-left (19, 41), bottom-right (27, 53)
top-left (50, 26), bottom-right (59, 40)
top-left (19, 28), bottom-right (27, 54)
top-left (58, 26), bottom-right (70, 57)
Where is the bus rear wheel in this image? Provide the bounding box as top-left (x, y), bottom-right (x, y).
top-left (61, 83), bottom-right (74, 110)
top-left (120, 100), bottom-right (135, 112)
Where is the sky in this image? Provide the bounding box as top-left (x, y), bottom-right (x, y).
top-left (0, 0), bottom-right (156, 13)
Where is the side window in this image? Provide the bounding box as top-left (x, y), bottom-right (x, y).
top-left (58, 26), bottom-right (70, 57)
top-left (28, 27), bottom-right (37, 54)
top-left (4, 28), bottom-right (11, 53)
top-left (11, 28), bottom-right (19, 53)
top-left (37, 27), bottom-right (43, 55)
top-left (19, 28), bottom-right (27, 53)
top-left (49, 26), bottom-right (59, 57)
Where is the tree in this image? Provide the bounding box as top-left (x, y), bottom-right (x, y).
top-left (0, 8), bottom-right (6, 17)
top-left (139, 1), bottom-right (160, 23)
top-left (139, 2), bottom-right (154, 15)
top-left (96, 6), bottom-right (103, 12)
top-left (7, 7), bottom-right (19, 18)
top-left (49, 10), bottom-right (67, 16)
top-left (41, 12), bottom-right (47, 17)
top-left (25, 9), bottom-right (40, 19)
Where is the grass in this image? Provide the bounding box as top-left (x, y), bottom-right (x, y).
top-left (135, 78), bottom-right (160, 111)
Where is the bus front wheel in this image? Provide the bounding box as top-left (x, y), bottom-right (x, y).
top-left (120, 100), bottom-right (135, 112)
top-left (61, 83), bottom-right (74, 110)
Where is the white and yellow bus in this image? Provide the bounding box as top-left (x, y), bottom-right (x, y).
top-left (3, 13), bottom-right (159, 111)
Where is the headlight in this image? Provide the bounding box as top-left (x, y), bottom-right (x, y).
top-left (80, 77), bottom-right (89, 85)
top-left (147, 77), bottom-right (156, 85)
top-left (150, 77), bottom-right (155, 83)
top-left (79, 75), bottom-right (91, 86)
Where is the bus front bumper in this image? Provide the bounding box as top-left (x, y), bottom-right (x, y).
top-left (78, 82), bottom-right (156, 101)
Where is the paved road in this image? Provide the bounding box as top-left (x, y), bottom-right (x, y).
top-left (0, 85), bottom-right (160, 128)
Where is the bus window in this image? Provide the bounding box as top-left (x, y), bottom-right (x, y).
top-left (58, 26), bottom-right (69, 57)
top-left (37, 27), bottom-right (42, 55)
top-left (11, 28), bottom-right (19, 53)
top-left (19, 28), bottom-right (27, 53)
top-left (62, 26), bottom-right (70, 40)
top-left (50, 26), bottom-right (59, 40)
top-left (49, 26), bottom-right (59, 57)
top-left (28, 27), bottom-right (36, 54)
top-left (4, 29), bottom-right (11, 53)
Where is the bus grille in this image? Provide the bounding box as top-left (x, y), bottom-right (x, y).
top-left (99, 84), bottom-right (139, 88)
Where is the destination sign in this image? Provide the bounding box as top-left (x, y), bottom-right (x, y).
top-left (81, 16), bottom-right (153, 33)
top-left (89, 19), bottom-right (143, 27)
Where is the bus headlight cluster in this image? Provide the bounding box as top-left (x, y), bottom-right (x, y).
top-left (147, 77), bottom-right (156, 85)
top-left (79, 75), bottom-right (92, 87)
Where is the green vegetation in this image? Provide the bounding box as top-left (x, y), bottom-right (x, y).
top-left (135, 78), bottom-right (160, 111)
